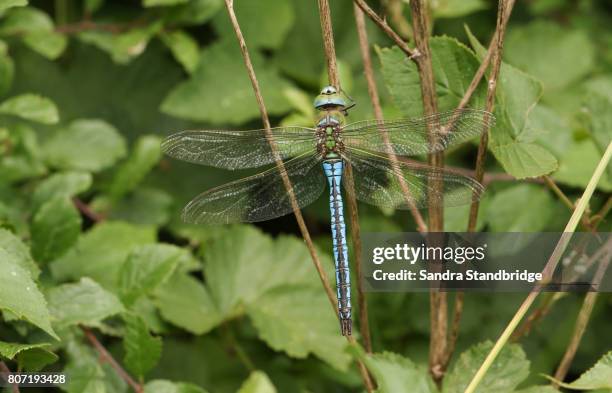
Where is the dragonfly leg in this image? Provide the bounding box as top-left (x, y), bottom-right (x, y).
top-left (323, 160), bottom-right (352, 336)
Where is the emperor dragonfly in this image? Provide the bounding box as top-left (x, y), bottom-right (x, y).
top-left (161, 86), bottom-right (494, 335)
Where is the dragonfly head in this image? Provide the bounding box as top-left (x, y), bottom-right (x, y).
top-left (314, 85), bottom-right (355, 114)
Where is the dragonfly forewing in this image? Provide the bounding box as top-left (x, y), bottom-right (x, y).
top-left (161, 127), bottom-right (317, 170)
top-left (182, 153), bottom-right (326, 224)
top-left (342, 108), bottom-right (495, 157)
top-left (343, 147), bottom-right (484, 210)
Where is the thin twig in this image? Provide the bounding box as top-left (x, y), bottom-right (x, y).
top-left (543, 175), bottom-right (596, 232)
top-left (353, 0), bottom-right (416, 57)
top-left (553, 241), bottom-right (611, 385)
top-left (317, 1), bottom-right (375, 390)
top-left (447, 0), bottom-right (516, 370)
top-left (463, 142), bottom-right (612, 393)
top-left (382, 0), bottom-right (413, 41)
top-left (222, 0), bottom-right (337, 313)
top-left (466, 0), bottom-right (515, 233)
top-left (73, 197), bottom-right (105, 222)
top-left (81, 327), bottom-right (143, 393)
top-left (407, 0), bottom-right (448, 382)
top-left (0, 361), bottom-right (20, 393)
top-left (354, 5), bottom-right (428, 234)
top-left (225, 2), bottom-right (373, 391)
top-left (221, 324), bottom-right (255, 372)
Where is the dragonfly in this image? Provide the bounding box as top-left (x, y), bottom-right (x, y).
top-left (162, 86), bottom-right (494, 336)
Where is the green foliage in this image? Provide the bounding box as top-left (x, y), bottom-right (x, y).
top-left (123, 313), bottom-right (162, 378)
top-left (362, 352), bottom-right (437, 393)
top-left (43, 119), bottom-right (127, 172)
top-left (0, 341), bottom-right (57, 371)
top-left (0, 1), bottom-right (609, 392)
top-left (552, 351), bottom-right (612, 390)
top-left (161, 41), bottom-right (292, 125)
top-left (236, 371), bottom-right (277, 393)
top-left (47, 278), bottom-right (124, 327)
top-left (51, 222), bottom-right (156, 287)
top-left (0, 93), bottom-right (59, 124)
top-left (0, 247), bottom-right (57, 338)
top-left (31, 195), bottom-right (82, 262)
top-left (443, 341), bottom-right (529, 393)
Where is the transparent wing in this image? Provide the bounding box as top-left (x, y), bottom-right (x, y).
top-left (162, 126), bottom-right (317, 169)
top-left (183, 153), bottom-right (325, 224)
top-left (342, 108), bottom-right (494, 156)
top-left (343, 148), bottom-right (484, 209)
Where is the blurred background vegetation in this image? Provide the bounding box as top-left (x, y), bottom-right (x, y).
top-left (0, 0), bottom-right (610, 392)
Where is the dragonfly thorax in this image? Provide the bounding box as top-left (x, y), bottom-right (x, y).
top-left (316, 115), bottom-right (345, 159)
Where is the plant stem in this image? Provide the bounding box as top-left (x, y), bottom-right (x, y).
top-left (81, 327), bottom-right (143, 393)
top-left (317, 1), bottom-right (375, 390)
top-left (445, 0), bottom-right (517, 369)
top-left (552, 238), bottom-right (611, 384)
top-left (0, 361), bottom-right (20, 393)
top-left (407, 0), bottom-right (448, 382)
top-left (463, 141), bottom-right (612, 393)
top-left (225, 1), bottom-right (374, 391)
top-left (353, 0), bottom-right (416, 57)
top-left (221, 325), bottom-right (255, 372)
top-left (222, 0), bottom-right (336, 313)
top-left (353, 5), bottom-right (428, 234)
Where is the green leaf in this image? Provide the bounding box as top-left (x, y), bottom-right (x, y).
top-left (0, 228), bottom-right (39, 278)
top-left (43, 119), bottom-right (127, 172)
top-left (237, 371), bottom-right (277, 393)
top-left (557, 351), bottom-right (612, 390)
top-left (248, 285), bottom-right (350, 371)
top-left (0, 0), bottom-right (28, 12)
top-left (0, 50), bottom-right (14, 96)
top-left (96, 188), bottom-right (173, 226)
top-left (0, 6), bottom-right (66, 59)
top-left (583, 91), bottom-right (612, 157)
top-left (211, 0), bottom-right (294, 50)
top-left (145, 380), bottom-right (209, 393)
top-left (554, 139), bottom-right (612, 192)
top-left (0, 341), bottom-right (51, 360)
top-left (443, 341), bottom-right (529, 393)
top-left (161, 0), bottom-right (222, 26)
top-left (378, 36), bottom-right (486, 118)
top-left (119, 244), bottom-right (189, 306)
top-left (362, 352), bottom-right (437, 393)
top-left (515, 387), bottom-right (560, 393)
top-left (505, 21), bottom-right (595, 91)
top-left (431, 0), bottom-right (487, 18)
top-left (0, 124), bottom-right (46, 183)
top-left (0, 93), bottom-right (59, 124)
top-left (144, 0), bottom-right (188, 6)
top-left (159, 30), bottom-right (199, 74)
top-left (0, 6), bottom-right (52, 34)
top-left (31, 171), bottom-right (92, 211)
top-left (50, 221), bottom-right (156, 288)
top-left (31, 196), bottom-right (81, 263)
top-left (466, 26), bottom-right (558, 179)
top-left (108, 135), bottom-right (162, 199)
top-left (47, 277), bottom-right (124, 327)
top-left (123, 314), bottom-right (162, 378)
top-left (204, 226), bottom-right (322, 316)
top-left (63, 338), bottom-right (127, 393)
top-left (0, 341), bottom-right (57, 371)
top-left (0, 247), bottom-right (57, 339)
top-left (487, 184), bottom-right (554, 232)
top-left (78, 23), bottom-right (162, 64)
top-left (153, 272), bottom-right (221, 335)
top-left (161, 40), bottom-right (292, 125)
top-left (199, 226), bottom-right (348, 369)
top-left (22, 30), bottom-right (67, 60)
